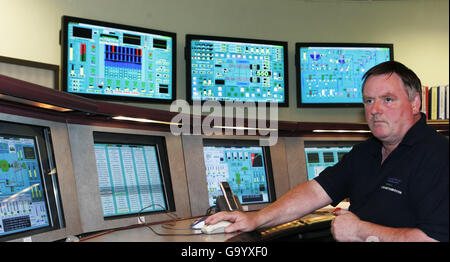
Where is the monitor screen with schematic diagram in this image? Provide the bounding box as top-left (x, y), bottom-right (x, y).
top-left (0, 121), bottom-right (64, 240)
top-left (304, 141), bottom-right (358, 180)
top-left (296, 42), bottom-right (393, 107)
top-left (202, 139), bottom-right (276, 208)
top-left (61, 15), bottom-right (176, 103)
top-left (186, 34), bottom-right (288, 106)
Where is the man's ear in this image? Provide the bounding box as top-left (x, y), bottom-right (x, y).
top-left (411, 93), bottom-right (421, 114)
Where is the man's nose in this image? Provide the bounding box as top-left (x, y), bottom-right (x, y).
top-left (370, 100), bottom-right (383, 115)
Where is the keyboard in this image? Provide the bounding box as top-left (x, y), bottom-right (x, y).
top-left (226, 213), bottom-right (335, 242)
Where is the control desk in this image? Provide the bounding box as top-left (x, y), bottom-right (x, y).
top-left (79, 208), bottom-right (338, 242)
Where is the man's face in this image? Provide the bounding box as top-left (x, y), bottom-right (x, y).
top-left (363, 73), bottom-right (420, 145)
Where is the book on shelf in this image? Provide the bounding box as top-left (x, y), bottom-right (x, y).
top-left (439, 85), bottom-right (446, 120)
top-left (423, 84), bottom-right (449, 121)
top-left (446, 85), bottom-right (449, 120)
top-left (421, 85), bottom-right (428, 117)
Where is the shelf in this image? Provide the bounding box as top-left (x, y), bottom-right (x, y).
top-left (1, 74), bottom-right (448, 137)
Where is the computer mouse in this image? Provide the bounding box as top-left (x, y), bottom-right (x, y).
top-left (201, 220), bottom-right (232, 234)
top-left (190, 217), bottom-right (207, 229)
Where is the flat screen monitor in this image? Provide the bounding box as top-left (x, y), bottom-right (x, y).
top-left (61, 16), bottom-right (176, 102)
top-left (202, 139), bottom-right (276, 207)
top-left (93, 132), bottom-right (175, 218)
top-left (0, 121), bottom-right (64, 240)
top-left (296, 43), bottom-right (393, 107)
top-left (304, 141), bottom-right (356, 181)
top-left (186, 34), bottom-right (288, 106)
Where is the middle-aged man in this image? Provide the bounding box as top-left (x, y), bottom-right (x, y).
top-left (205, 61), bottom-right (449, 242)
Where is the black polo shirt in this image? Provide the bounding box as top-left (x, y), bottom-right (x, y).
top-left (315, 113), bottom-right (449, 241)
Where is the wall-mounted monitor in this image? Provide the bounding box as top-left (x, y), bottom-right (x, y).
top-left (202, 139), bottom-right (276, 207)
top-left (61, 16), bottom-right (176, 103)
top-left (0, 121), bottom-right (64, 240)
top-left (296, 43), bottom-right (393, 107)
top-left (186, 34), bottom-right (288, 106)
top-left (93, 132), bottom-right (175, 218)
top-left (304, 141), bottom-right (357, 181)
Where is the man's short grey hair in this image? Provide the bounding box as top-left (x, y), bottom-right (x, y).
top-left (362, 61), bottom-right (422, 102)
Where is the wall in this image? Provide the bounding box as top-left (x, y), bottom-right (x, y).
top-left (1, 0), bottom-right (448, 123)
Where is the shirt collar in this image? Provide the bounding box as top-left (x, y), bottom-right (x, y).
top-left (398, 113), bottom-right (430, 147)
top-left (366, 113), bottom-right (429, 157)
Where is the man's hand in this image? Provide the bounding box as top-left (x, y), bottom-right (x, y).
top-left (331, 209), bottom-right (364, 242)
top-left (204, 211), bottom-right (259, 233)
top-left (331, 209), bottom-right (438, 242)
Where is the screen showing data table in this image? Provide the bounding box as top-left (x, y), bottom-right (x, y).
top-left (0, 136), bottom-right (50, 237)
top-left (94, 143), bottom-right (167, 217)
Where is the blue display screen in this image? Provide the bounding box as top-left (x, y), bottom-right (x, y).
top-left (304, 146), bottom-right (352, 180)
top-left (189, 37), bottom-right (287, 104)
top-left (297, 44), bottom-right (392, 106)
top-left (0, 136), bottom-right (50, 237)
top-left (94, 143), bottom-right (167, 217)
top-left (203, 145), bottom-right (272, 206)
top-left (64, 17), bottom-right (175, 101)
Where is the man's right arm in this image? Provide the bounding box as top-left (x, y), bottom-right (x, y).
top-left (205, 180), bottom-right (332, 233)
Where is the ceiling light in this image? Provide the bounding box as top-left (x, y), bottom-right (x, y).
top-left (113, 116), bottom-right (181, 126)
top-left (312, 129), bottom-right (371, 133)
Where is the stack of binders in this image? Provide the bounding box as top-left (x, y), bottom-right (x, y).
top-left (421, 85), bottom-right (449, 120)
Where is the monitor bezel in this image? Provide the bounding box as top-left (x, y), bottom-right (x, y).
top-left (0, 120), bottom-right (65, 241)
top-left (295, 42), bottom-right (394, 108)
top-left (186, 34), bottom-right (289, 107)
top-left (202, 138), bottom-right (277, 207)
top-left (92, 132), bottom-right (176, 219)
top-left (61, 15), bottom-right (177, 103)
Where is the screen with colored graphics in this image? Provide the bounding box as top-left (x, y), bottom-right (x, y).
top-left (304, 141), bottom-right (356, 181)
top-left (93, 132), bottom-right (175, 218)
top-left (0, 135), bottom-right (51, 237)
top-left (203, 139), bottom-right (276, 207)
top-left (187, 35), bottom-right (288, 106)
top-left (61, 16), bottom-right (176, 102)
top-left (0, 122), bottom-right (64, 241)
top-left (296, 43), bottom-right (393, 107)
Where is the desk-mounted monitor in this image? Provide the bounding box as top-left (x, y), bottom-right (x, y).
top-left (61, 16), bottom-right (176, 103)
top-left (0, 121), bottom-right (64, 240)
top-left (186, 34), bottom-right (288, 106)
top-left (93, 132), bottom-right (175, 218)
top-left (202, 139), bottom-right (276, 207)
top-left (296, 43), bottom-right (393, 107)
top-left (304, 141), bottom-right (357, 181)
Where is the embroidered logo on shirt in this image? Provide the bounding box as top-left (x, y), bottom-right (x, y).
top-left (381, 177), bottom-right (403, 195)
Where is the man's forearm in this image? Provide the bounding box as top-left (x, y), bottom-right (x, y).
top-left (356, 221), bottom-right (438, 242)
top-left (254, 180), bottom-right (332, 229)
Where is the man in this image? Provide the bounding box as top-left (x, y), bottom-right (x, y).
top-left (205, 61), bottom-right (449, 242)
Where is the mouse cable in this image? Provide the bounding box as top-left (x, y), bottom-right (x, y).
top-left (138, 204), bottom-right (203, 236)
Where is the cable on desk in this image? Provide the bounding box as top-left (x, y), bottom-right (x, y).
top-left (161, 223), bottom-right (195, 231)
top-left (146, 225), bottom-right (203, 236)
top-left (138, 204), bottom-right (203, 236)
top-left (77, 205), bottom-right (203, 241)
